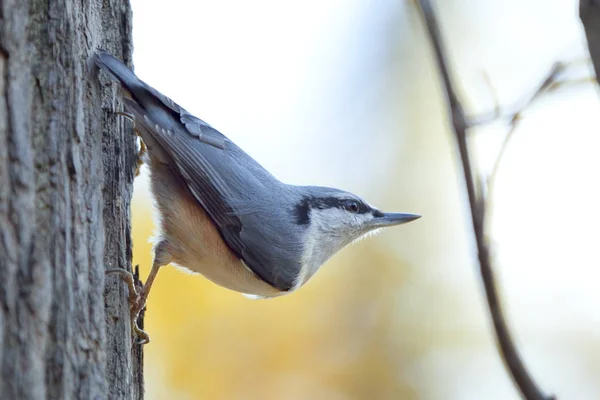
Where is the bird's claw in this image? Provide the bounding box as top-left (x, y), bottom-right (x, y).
top-left (106, 267), bottom-right (151, 345)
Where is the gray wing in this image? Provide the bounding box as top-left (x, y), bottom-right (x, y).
top-left (123, 98), bottom-right (305, 292)
top-left (95, 51), bottom-right (226, 149)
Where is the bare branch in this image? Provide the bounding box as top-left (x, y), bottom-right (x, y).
top-left (416, 2), bottom-right (554, 399)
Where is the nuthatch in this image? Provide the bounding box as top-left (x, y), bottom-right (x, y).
top-left (96, 51), bottom-right (420, 344)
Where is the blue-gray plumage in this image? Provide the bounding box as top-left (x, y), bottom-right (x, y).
top-left (96, 51), bottom-right (420, 344)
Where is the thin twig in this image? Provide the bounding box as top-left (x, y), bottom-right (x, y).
top-left (487, 64), bottom-right (564, 193)
top-left (485, 70), bottom-right (591, 205)
top-left (466, 63), bottom-right (565, 127)
top-left (416, 1), bottom-right (554, 399)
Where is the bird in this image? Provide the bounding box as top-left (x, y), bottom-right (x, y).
top-left (96, 51), bottom-right (421, 344)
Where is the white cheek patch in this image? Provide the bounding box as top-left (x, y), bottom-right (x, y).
top-left (314, 208), bottom-right (347, 230)
top-left (298, 208), bottom-right (381, 288)
top-left (311, 208), bottom-right (374, 237)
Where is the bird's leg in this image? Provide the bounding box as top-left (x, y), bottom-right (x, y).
top-left (106, 241), bottom-right (171, 345)
top-left (114, 111), bottom-right (146, 176)
top-left (106, 266), bottom-right (149, 343)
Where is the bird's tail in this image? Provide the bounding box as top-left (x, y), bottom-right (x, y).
top-left (95, 51), bottom-right (144, 96)
top-left (94, 50), bottom-right (228, 150)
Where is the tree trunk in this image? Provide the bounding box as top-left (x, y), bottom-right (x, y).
top-left (0, 0), bottom-right (142, 398)
top-left (580, 0), bottom-right (600, 79)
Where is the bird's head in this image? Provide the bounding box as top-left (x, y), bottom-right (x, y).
top-left (293, 186), bottom-right (420, 280)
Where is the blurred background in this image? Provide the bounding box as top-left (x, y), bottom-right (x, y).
top-left (128, 0), bottom-right (600, 399)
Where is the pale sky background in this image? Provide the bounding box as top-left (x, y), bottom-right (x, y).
top-left (128, 0), bottom-right (600, 399)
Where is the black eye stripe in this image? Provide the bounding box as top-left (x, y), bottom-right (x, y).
top-left (294, 196), bottom-right (371, 224)
top-left (309, 197), bottom-right (369, 212)
top-left (294, 198), bottom-right (311, 225)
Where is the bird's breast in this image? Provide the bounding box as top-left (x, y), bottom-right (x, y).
top-left (149, 159), bottom-right (283, 298)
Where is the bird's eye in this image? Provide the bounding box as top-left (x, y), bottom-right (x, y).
top-left (345, 200), bottom-right (360, 213)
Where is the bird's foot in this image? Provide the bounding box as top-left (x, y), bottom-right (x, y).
top-left (106, 266), bottom-right (151, 345)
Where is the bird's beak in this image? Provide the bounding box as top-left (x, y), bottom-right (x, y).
top-left (371, 212), bottom-right (421, 228)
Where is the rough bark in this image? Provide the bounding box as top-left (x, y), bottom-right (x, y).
top-left (0, 0), bottom-right (141, 399)
top-left (580, 0), bottom-right (600, 79)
